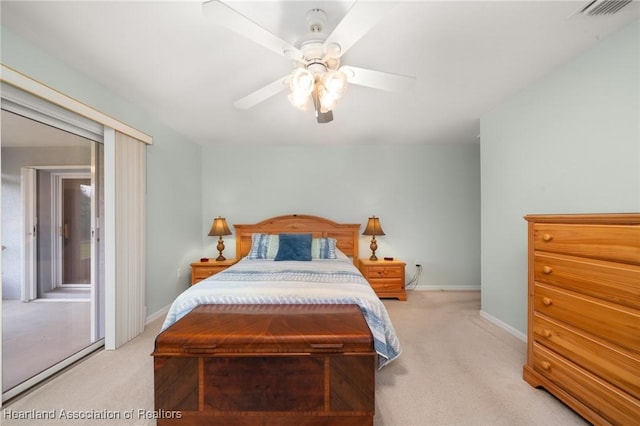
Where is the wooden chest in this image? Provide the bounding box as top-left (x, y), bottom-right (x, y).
top-left (152, 304), bottom-right (376, 425)
top-left (523, 213), bottom-right (640, 425)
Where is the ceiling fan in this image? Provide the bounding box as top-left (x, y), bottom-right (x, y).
top-left (202, 0), bottom-right (416, 123)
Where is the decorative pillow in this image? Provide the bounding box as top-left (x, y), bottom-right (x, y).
top-left (311, 237), bottom-right (338, 259)
top-left (247, 233), bottom-right (279, 259)
top-left (274, 233), bottom-right (313, 261)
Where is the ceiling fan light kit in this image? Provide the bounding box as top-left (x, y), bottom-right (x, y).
top-left (289, 65), bottom-right (348, 115)
top-left (202, 0), bottom-right (416, 123)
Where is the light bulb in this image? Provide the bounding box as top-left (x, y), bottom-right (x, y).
top-left (290, 68), bottom-right (314, 95)
top-left (288, 91), bottom-right (310, 110)
top-left (318, 85), bottom-right (338, 113)
top-left (322, 70), bottom-right (348, 97)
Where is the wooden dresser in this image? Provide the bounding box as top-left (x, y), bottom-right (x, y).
top-left (523, 213), bottom-right (640, 425)
top-left (357, 258), bottom-right (406, 300)
top-left (153, 304), bottom-right (376, 425)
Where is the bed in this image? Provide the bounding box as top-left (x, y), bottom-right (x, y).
top-left (153, 214), bottom-right (401, 425)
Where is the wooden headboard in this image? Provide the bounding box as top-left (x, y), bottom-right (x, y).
top-left (234, 214), bottom-right (360, 262)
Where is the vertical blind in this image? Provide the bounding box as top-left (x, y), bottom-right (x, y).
top-left (113, 131), bottom-right (146, 348)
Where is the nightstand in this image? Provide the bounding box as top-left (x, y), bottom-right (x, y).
top-left (357, 258), bottom-right (407, 300)
top-left (190, 259), bottom-right (238, 285)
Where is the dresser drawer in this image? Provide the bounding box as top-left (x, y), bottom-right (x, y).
top-left (533, 313), bottom-right (640, 398)
top-left (534, 284), bottom-right (640, 354)
top-left (533, 223), bottom-right (640, 265)
top-left (534, 252), bottom-right (640, 310)
top-left (532, 343), bottom-right (640, 426)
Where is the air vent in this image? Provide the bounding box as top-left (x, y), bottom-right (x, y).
top-left (572, 0), bottom-right (632, 17)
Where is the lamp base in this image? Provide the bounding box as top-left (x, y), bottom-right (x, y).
top-left (216, 237), bottom-right (226, 261)
top-left (369, 236), bottom-right (378, 261)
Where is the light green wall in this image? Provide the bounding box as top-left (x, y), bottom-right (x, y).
top-left (6, 16), bottom-right (637, 338)
top-left (1, 24), bottom-right (482, 318)
top-left (480, 20), bottom-right (640, 336)
top-left (1, 26), bottom-right (203, 316)
top-left (202, 143), bottom-right (481, 290)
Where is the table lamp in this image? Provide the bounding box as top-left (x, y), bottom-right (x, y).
top-left (362, 216), bottom-right (385, 261)
top-left (208, 216), bottom-right (232, 261)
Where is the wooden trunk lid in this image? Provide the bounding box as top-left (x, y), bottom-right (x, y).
top-left (153, 304), bottom-right (374, 356)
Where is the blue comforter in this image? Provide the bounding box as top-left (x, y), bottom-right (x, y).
top-left (161, 256), bottom-right (401, 368)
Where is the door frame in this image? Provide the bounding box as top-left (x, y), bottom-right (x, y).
top-left (51, 170), bottom-right (92, 289)
top-left (21, 165), bottom-right (97, 342)
top-left (2, 65), bottom-right (151, 403)
top-left (20, 167), bottom-right (37, 302)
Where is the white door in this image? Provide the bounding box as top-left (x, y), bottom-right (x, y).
top-left (21, 167), bottom-right (37, 302)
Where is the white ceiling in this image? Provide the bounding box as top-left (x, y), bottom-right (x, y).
top-left (1, 1), bottom-right (638, 146)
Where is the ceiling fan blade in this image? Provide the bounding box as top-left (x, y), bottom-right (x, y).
top-left (233, 75), bottom-right (290, 109)
top-left (341, 66), bottom-right (416, 92)
top-left (323, 1), bottom-right (395, 58)
top-left (203, 0), bottom-right (304, 62)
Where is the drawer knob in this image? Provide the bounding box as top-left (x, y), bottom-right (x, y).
top-left (541, 329), bottom-right (552, 338)
top-left (542, 233), bottom-right (553, 242)
top-left (541, 361), bottom-right (551, 370)
top-left (542, 266), bottom-right (553, 274)
top-left (542, 297), bottom-right (553, 306)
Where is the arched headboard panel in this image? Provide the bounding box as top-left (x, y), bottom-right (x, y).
top-left (234, 214), bottom-right (360, 262)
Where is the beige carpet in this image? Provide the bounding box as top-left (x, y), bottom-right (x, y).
top-left (2, 291), bottom-right (588, 425)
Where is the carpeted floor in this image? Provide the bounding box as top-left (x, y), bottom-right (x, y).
top-left (2, 291), bottom-right (588, 425)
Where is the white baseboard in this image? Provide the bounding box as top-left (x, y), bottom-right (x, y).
top-left (408, 284), bottom-right (481, 291)
top-left (146, 304), bottom-right (170, 325)
top-left (479, 309), bottom-right (526, 342)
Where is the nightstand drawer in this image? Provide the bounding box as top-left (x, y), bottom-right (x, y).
top-left (367, 265), bottom-right (403, 278)
top-left (368, 278), bottom-right (404, 293)
top-left (193, 266), bottom-right (222, 280)
top-left (191, 259), bottom-right (238, 285)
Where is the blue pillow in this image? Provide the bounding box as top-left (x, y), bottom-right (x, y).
top-left (274, 233), bottom-right (312, 261)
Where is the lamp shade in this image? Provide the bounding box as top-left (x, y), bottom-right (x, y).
top-left (208, 216), bottom-right (231, 237)
top-left (363, 216), bottom-right (385, 236)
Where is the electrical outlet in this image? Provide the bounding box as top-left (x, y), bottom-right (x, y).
top-left (414, 260), bottom-right (422, 267)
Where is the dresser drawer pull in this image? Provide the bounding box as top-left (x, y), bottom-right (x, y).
top-left (542, 233), bottom-right (553, 242)
top-left (542, 266), bottom-right (553, 274)
top-left (541, 329), bottom-right (552, 338)
top-left (542, 297), bottom-right (553, 306)
top-left (541, 361), bottom-right (551, 370)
